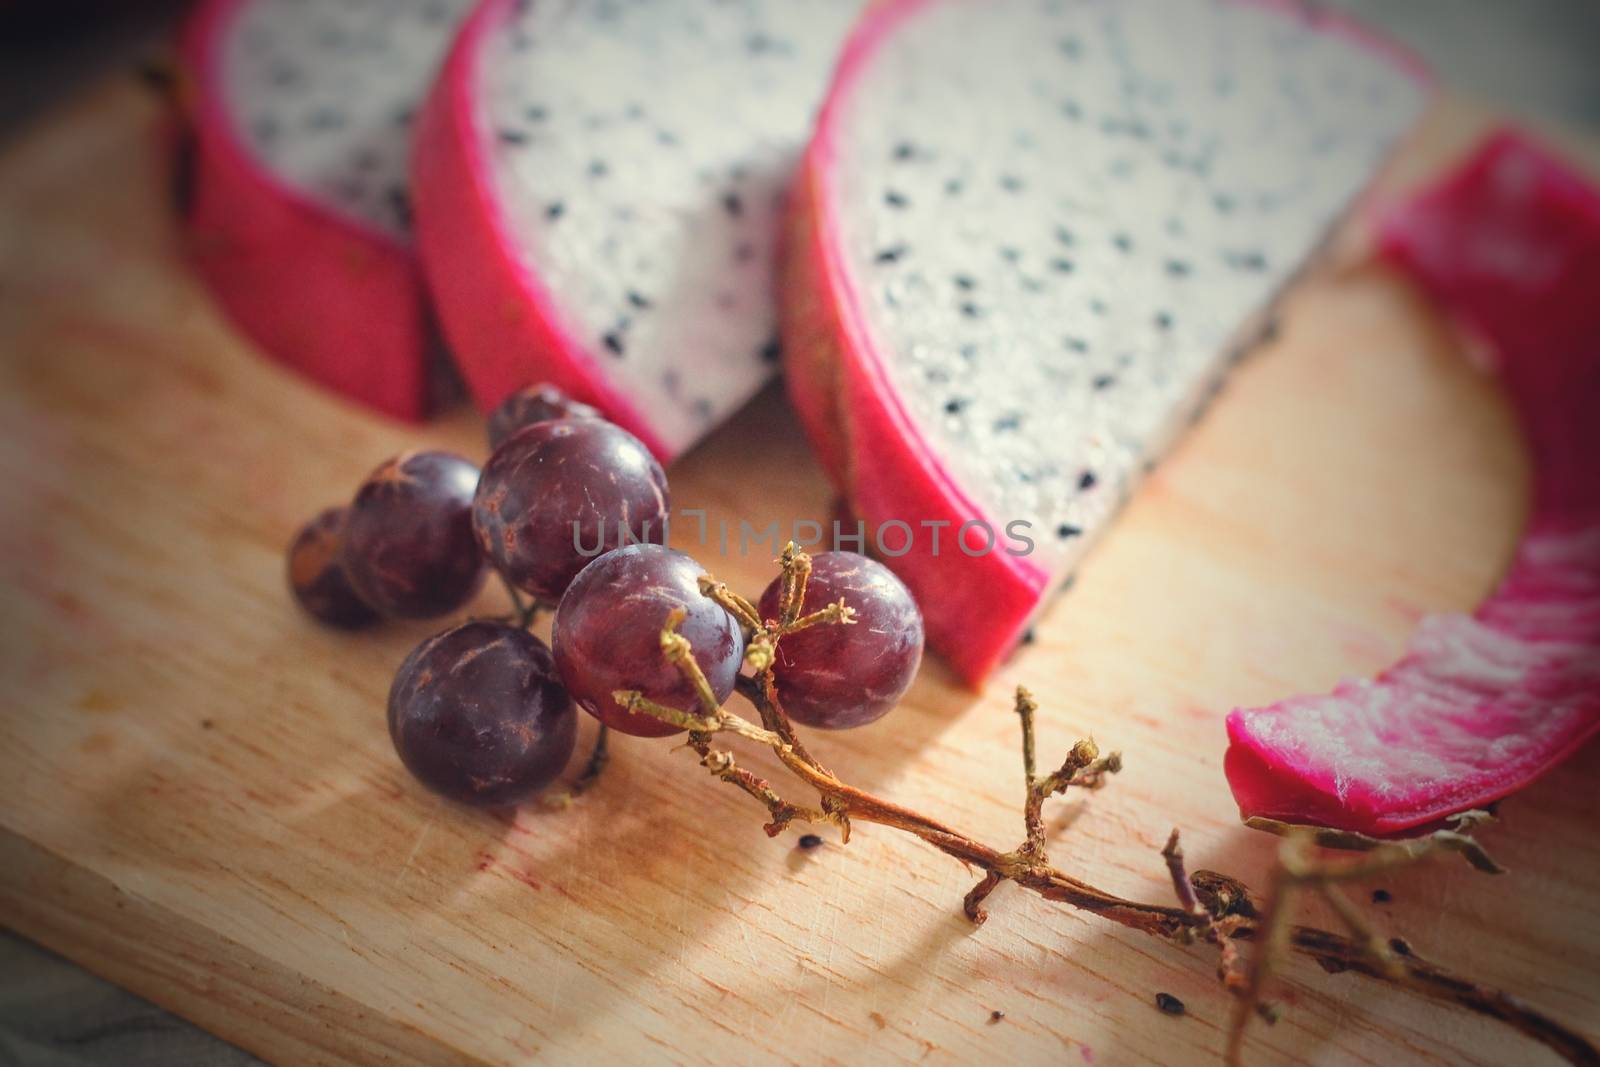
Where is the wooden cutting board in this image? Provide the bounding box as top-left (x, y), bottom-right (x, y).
top-left (1, 81), bottom-right (1597, 1067)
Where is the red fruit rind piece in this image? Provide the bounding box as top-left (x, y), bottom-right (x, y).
top-left (1226, 131), bottom-right (1600, 834)
top-left (785, 0), bottom-right (1427, 686)
top-left (179, 0), bottom-right (435, 422)
top-left (788, 0), bottom-right (1049, 686)
top-left (409, 0), bottom-right (671, 459)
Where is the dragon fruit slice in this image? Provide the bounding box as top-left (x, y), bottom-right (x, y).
top-left (1226, 131), bottom-right (1600, 835)
top-left (181, 0), bottom-right (470, 420)
top-left (785, 0), bottom-right (1430, 684)
top-left (411, 0), bottom-right (861, 459)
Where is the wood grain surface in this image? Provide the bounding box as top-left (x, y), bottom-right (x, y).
top-left (1, 82), bottom-right (1597, 1067)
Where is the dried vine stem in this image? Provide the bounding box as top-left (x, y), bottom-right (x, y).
top-left (1244, 811), bottom-right (1505, 874)
top-left (614, 545), bottom-right (1596, 1066)
top-left (1193, 866), bottom-right (1600, 1067)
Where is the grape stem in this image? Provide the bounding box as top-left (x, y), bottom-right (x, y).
top-left (615, 544), bottom-right (1596, 1067)
top-left (569, 725), bottom-right (609, 796)
top-left (501, 577), bottom-right (551, 629)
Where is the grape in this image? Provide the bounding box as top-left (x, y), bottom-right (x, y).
top-left (388, 621), bottom-right (577, 806)
top-left (486, 383), bottom-right (602, 450)
top-left (286, 507), bottom-right (380, 628)
top-left (757, 552), bottom-right (923, 729)
top-left (341, 451), bottom-right (485, 619)
top-left (553, 544), bottom-right (744, 737)
top-left (473, 419), bottom-right (669, 601)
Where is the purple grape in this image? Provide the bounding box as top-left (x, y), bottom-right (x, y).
top-left (553, 544), bottom-right (743, 737)
top-left (486, 383), bottom-right (602, 450)
top-left (757, 552), bottom-right (923, 729)
top-left (341, 451), bottom-right (486, 619)
top-left (388, 621), bottom-right (577, 806)
top-left (473, 419), bottom-right (669, 601)
top-left (286, 507), bottom-right (380, 629)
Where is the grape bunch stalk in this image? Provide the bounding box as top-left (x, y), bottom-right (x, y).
top-left (610, 545), bottom-right (1595, 1067)
top-left (285, 385), bottom-right (1596, 1067)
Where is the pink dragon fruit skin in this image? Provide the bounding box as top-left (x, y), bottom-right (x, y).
top-left (785, 0), bottom-right (1431, 685)
top-left (411, 0), bottom-right (859, 461)
top-left (1226, 131), bottom-right (1600, 835)
top-left (180, 0), bottom-right (459, 423)
top-left (409, 0), bottom-right (669, 456)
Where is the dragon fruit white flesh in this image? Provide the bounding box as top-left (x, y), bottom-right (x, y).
top-left (784, 0), bottom-right (1431, 684)
top-left (412, 0), bottom-right (861, 458)
top-left (182, 0), bottom-right (471, 420)
top-left (1226, 131), bottom-right (1600, 835)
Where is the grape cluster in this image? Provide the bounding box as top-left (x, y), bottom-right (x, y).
top-left (287, 383), bottom-right (926, 808)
